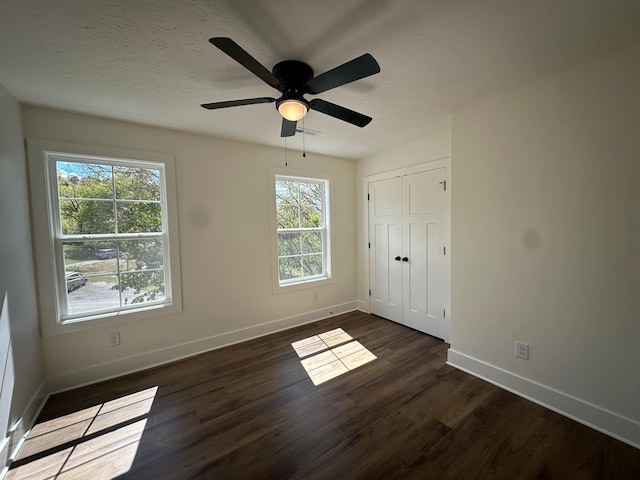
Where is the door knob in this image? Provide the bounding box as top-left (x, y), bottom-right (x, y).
top-left (394, 256), bottom-right (401, 261)
top-left (402, 257), bottom-right (409, 262)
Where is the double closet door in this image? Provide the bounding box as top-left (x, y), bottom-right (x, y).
top-left (368, 167), bottom-right (449, 341)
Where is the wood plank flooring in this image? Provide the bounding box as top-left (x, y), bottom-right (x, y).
top-left (8, 312), bottom-right (640, 479)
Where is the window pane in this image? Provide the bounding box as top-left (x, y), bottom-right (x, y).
top-left (59, 199), bottom-right (114, 235)
top-left (278, 232), bottom-right (301, 257)
top-left (116, 201), bottom-right (162, 233)
top-left (299, 182), bottom-right (322, 206)
top-left (63, 240), bottom-right (150, 274)
top-left (62, 241), bottom-right (118, 281)
top-left (120, 271), bottom-right (166, 306)
top-left (276, 204), bottom-right (299, 229)
top-left (66, 274), bottom-right (120, 315)
top-left (119, 239), bottom-right (164, 271)
top-left (279, 256), bottom-right (302, 281)
top-left (301, 231), bottom-right (322, 254)
top-left (63, 240), bottom-right (120, 276)
top-left (299, 203), bottom-right (322, 228)
top-left (63, 241), bottom-right (113, 267)
top-left (115, 166), bottom-right (161, 201)
top-left (57, 161), bottom-right (112, 199)
top-left (62, 240), bottom-right (128, 262)
top-left (117, 250), bottom-right (134, 272)
top-left (276, 180), bottom-right (299, 204)
top-left (62, 238), bottom-right (165, 317)
top-left (303, 254), bottom-right (323, 277)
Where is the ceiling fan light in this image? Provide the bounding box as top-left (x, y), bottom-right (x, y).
top-left (278, 99), bottom-right (308, 121)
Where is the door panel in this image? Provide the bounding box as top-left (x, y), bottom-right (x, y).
top-left (402, 169), bottom-right (446, 337)
top-left (406, 221), bottom-right (427, 316)
top-left (426, 222), bottom-right (440, 321)
top-left (372, 223), bottom-right (402, 314)
top-left (369, 177), bottom-right (402, 323)
top-left (373, 179), bottom-right (401, 216)
top-left (408, 179), bottom-right (439, 215)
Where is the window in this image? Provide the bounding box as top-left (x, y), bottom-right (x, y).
top-left (274, 174), bottom-right (330, 287)
top-left (27, 139), bottom-right (181, 334)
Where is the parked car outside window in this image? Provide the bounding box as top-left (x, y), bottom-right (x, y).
top-left (96, 248), bottom-right (117, 259)
top-left (66, 272), bottom-right (87, 292)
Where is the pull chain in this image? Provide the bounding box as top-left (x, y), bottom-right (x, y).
top-left (284, 137), bottom-right (288, 166)
top-left (302, 116), bottom-right (306, 158)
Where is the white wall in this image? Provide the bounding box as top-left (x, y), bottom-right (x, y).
top-left (0, 84), bottom-right (45, 467)
top-left (355, 131), bottom-right (452, 309)
top-left (21, 106), bottom-right (357, 391)
top-left (449, 43), bottom-right (640, 445)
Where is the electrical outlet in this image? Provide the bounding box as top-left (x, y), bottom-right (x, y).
top-left (515, 341), bottom-right (529, 360)
top-left (109, 332), bottom-right (121, 347)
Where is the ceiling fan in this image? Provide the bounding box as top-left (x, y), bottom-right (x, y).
top-left (201, 37), bottom-right (381, 137)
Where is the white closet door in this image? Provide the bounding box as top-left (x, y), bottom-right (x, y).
top-left (368, 166), bottom-right (449, 340)
top-left (401, 168), bottom-right (447, 339)
top-left (368, 177), bottom-right (403, 324)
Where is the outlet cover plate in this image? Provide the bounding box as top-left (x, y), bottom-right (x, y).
top-left (515, 341), bottom-right (529, 360)
top-left (109, 332), bottom-right (121, 347)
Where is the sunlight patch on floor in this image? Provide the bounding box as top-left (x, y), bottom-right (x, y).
top-left (292, 329), bottom-right (377, 385)
top-left (6, 386), bottom-right (157, 480)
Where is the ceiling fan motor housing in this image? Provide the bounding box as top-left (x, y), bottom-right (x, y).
top-left (272, 60), bottom-right (314, 112)
top-left (272, 60), bottom-right (314, 93)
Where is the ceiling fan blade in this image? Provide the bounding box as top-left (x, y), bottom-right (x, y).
top-left (309, 99), bottom-right (372, 127)
top-left (281, 119), bottom-right (297, 137)
top-left (209, 37), bottom-right (281, 89)
top-left (201, 97), bottom-right (275, 110)
top-left (305, 53), bottom-right (380, 94)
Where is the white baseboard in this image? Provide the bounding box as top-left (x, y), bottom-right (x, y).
top-left (48, 301), bottom-right (358, 393)
top-left (447, 349), bottom-right (640, 450)
top-left (1, 380), bottom-right (48, 480)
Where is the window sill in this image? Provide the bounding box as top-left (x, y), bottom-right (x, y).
top-left (272, 276), bottom-right (334, 295)
top-left (42, 300), bottom-right (182, 337)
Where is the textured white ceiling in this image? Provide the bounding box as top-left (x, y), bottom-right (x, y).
top-left (1, 0), bottom-right (640, 159)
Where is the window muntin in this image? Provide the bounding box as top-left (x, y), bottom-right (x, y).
top-left (275, 176), bottom-right (329, 285)
top-left (50, 154), bottom-right (172, 321)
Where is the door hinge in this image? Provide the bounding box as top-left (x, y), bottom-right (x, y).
top-left (369, 289), bottom-right (371, 296)
top-left (443, 309), bottom-right (446, 318)
top-left (439, 180), bottom-right (447, 191)
top-left (443, 246), bottom-right (446, 255)
top-left (367, 193), bottom-right (370, 200)
top-left (368, 242), bottom-right (371, 249)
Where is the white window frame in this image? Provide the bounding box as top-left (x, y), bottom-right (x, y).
top-left (269, 168), bottom-right (332, 293)
top-left (27, 139), bottom-right (182, 336)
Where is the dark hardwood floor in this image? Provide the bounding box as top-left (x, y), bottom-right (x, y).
top-left (8, 312), bottom-right (640, 479)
